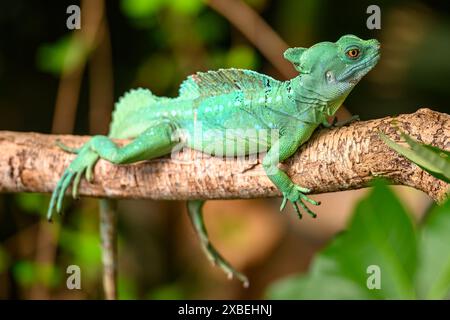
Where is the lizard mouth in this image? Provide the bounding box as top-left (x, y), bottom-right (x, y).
top-left (337, 52), bottom-right (380, 82)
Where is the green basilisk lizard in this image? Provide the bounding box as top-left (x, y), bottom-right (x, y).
top-left (47, 35), bottom-right (380, 286)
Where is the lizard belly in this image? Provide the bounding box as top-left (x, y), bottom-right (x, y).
top-left (182, 98), bottom-right (276, 157)
top-left (184, 125), bottom-right (275, 157)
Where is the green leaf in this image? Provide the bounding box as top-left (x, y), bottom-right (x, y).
top-left (267, 181), bottom-right (418, 299)
top-left (422, 144), bottom-right (450, 158)
top-left (415, 199), bottom-right (450, 299)
top-left (379, 132), bottom-right (450, 183)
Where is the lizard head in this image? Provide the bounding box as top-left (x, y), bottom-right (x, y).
top-left (284, 34), bottom-right (380, 103)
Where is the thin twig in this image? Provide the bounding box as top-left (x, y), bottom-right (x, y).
top-left (99, 200), bottom-right (118, 300)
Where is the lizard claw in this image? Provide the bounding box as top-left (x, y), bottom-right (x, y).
top-left (279, 197), bottom-right (288, 212)
top-left (47, 142), bottom-right (99, 221)
top-left (280, 184), bottom-right (320, 219)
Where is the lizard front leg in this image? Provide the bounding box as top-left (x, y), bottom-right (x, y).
top-left (47, 121), bottom-right (182, 220)
top-left (262, 128), bottom-right (320, 219)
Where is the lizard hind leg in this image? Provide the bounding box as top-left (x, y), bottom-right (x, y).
top-left (186, 200), bottom-right (249, 288)
top-left (48, 121), bottom-right (182, 221)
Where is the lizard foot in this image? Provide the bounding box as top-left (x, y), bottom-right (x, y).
top-left (279, 184), bottom-right (320, 219)
top-left (47, 141), bottom-right (99, 221)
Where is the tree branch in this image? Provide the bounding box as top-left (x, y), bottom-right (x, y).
top-left (0, 109), bottom-right (448, 202)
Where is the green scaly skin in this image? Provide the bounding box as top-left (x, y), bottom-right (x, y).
top-left (47, 35), bottom-right (380, 286)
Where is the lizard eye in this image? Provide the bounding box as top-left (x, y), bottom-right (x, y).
top-left (346, 48), bottom-right (360, 59)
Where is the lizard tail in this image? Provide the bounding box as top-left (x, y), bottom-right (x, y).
top-left (187, 200), bottom-right (249, 287)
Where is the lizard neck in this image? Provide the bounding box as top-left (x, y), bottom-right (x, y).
top-left (289, 75), bottom-right (351, 119)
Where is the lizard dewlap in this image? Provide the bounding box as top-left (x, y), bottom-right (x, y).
top-left (48, 34), bottom-right (380, 286)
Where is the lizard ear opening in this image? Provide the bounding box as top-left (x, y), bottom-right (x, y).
top-left (283, 47), bottom-right (308, 73)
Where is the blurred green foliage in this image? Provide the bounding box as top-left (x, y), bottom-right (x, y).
top-left (122, 0), bottom-right (203, 19)
top-left (121, 0), bottom-right (166, 19)
top-left (415, 199), bottom-right (450, 299)
top-left (225, 45), bottom-right (259, 69)
top-left (146, 282), bottom-right (186, 300)
top-left (15, 193), bottom-right (49, 217)
top-left (12, 260), bottom-right (62, 288)
top-left (267, 181), bottom-right (450, 299)
top-left (59, 228), bottom-right (101, 277)
top-left (37, 36), bottom-right (88, 75)
top-left (118, 275), bottom-right (139, 299)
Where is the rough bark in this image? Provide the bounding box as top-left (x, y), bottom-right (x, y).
top-left (0, 108), bottom-right (448, 202)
